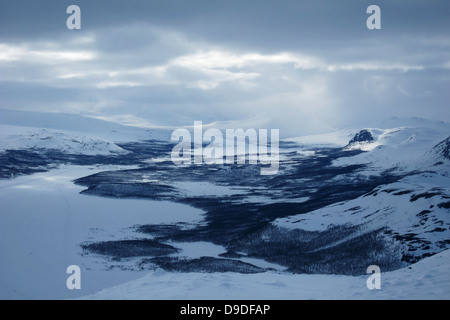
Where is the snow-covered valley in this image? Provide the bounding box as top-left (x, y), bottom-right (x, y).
top-left (0, 110), bottom-right (449, 300)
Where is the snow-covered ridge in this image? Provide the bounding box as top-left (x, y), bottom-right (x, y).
top-left (0, 125), bottom-right (128, 156)
top-left (334, 125), bottom-right (450, 172)
top-left (273, 171), bottom-right (450, 261)
top-left (276, 118), bottom-right (450, 268)
top-left (286, 117), bottom-right (449, 155)
top-left (0, 109), bottom-right (173, 156)
top-left (0, 109), bottom-right (171, 144)
top-left (283, 120), bottom-right (450, 176)
top-left (428, 136), bottom-right (450, 162)
top-left (343, 128), bottom-right (396, 152)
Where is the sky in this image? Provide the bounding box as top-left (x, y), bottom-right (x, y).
top-left (0, 0), bottom-right (449, 137)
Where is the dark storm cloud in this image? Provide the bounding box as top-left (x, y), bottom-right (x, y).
top-left (3, 0), bottom-right (449, 49)
top-left (1, 0), bottom-right (449, 136)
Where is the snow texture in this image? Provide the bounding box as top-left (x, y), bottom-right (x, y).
top-left (81, 249), bottom-right (450, 300)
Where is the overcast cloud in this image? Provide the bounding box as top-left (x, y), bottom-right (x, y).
top-left (1, 0), bottom-right (449, 137)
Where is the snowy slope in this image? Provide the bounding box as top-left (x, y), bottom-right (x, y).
top-left (274, 170), bottom-right (450, 262)
top-left (0, 109), bottom-right (174, 158)
top-left (427, 136), bottom-right (450, 162)
top-left (80, 249), bottom-right (450, 300)
top-left (274, 127), bottom-right (450, 264)
top-left (0, 109), bottom-right (171, 143)
top-left (0, 125), bottom-right (128, 156)
top-left (334, 121), bottom-right (450, 173)
top-left (285, 118), bottom-right (450, 173)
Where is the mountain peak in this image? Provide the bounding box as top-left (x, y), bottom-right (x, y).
top-left (348, 129), bottom-right (374, 144)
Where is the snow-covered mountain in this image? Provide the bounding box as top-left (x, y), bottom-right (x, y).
top-left (0, 109), bottom-right (172, 178)
top-left (274, 168), bottom-right (450, 264)
top-left (277, 121), bottom-right (450, 265)
top-left (0, 109), bottom-right (171, 144)
top-left (0, 125), bottom-right (129, 156)
top-left (331, 123), bottom-right (450, 173)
